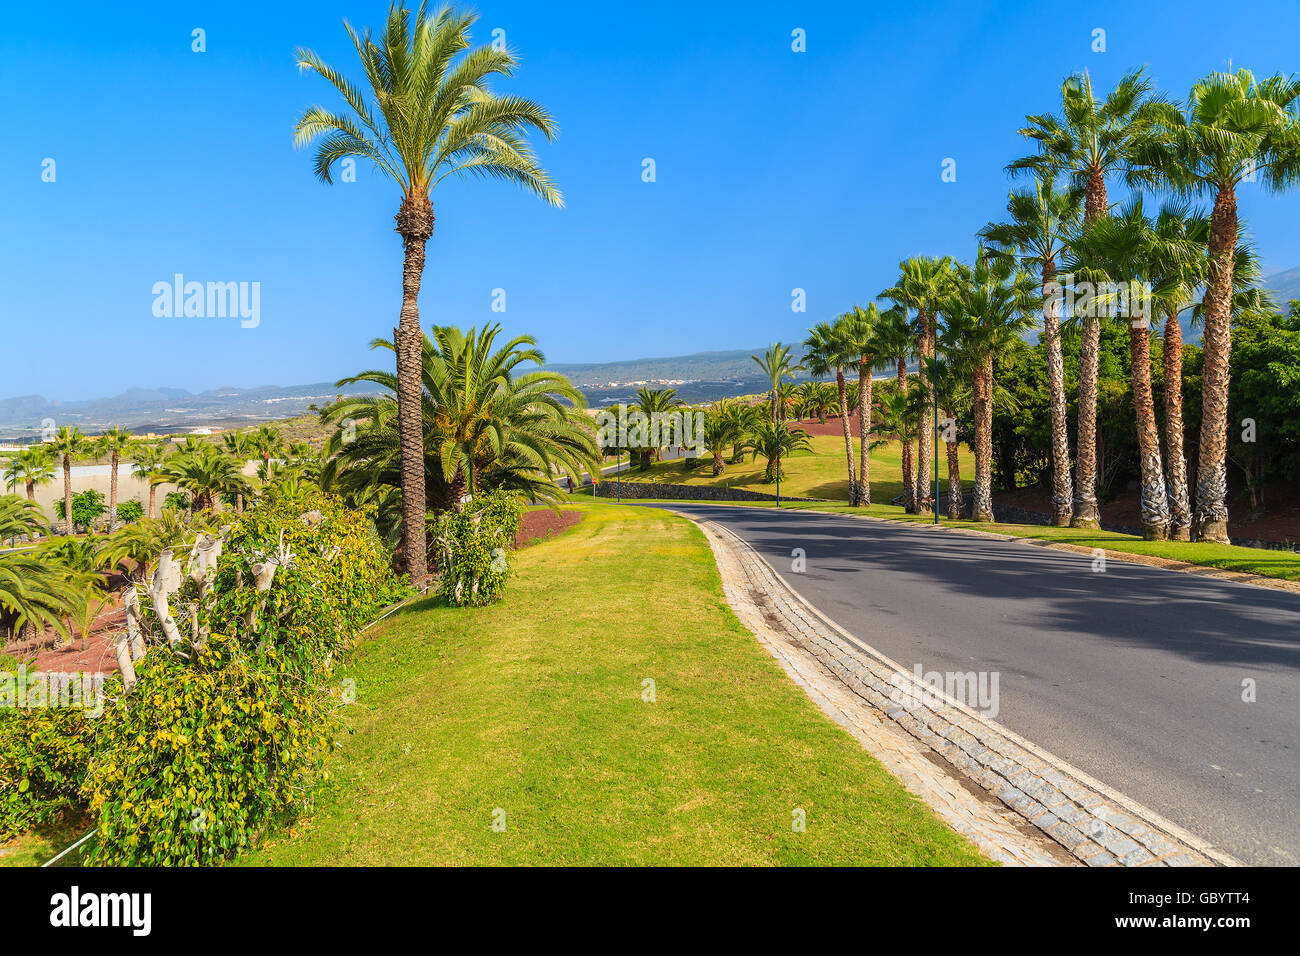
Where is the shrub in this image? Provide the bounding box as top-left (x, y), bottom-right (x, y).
top-left (163, 491), bottom-right (190, 511)
top-left (429, 490), bottom-right (522, 607)
top-left (53, 489), bottom-right (106, 530)
top-left (76, 489), bottom-right (406, 865)
top-left (116, 499), bottom-right (144, 524)
top-left (0, 661), bottom-right (99, 840)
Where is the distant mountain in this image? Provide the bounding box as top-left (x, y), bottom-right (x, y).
top-left (0, 382), bottom-right (380, 440)
top-left (1266, 266), bottom-right (1300, 310)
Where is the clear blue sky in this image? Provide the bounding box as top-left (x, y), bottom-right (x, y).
top-left (3, 0), bottom-right (1299, 400)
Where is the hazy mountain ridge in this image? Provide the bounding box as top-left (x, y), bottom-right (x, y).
top-left (1267, 266), bottom-right (1300, 308)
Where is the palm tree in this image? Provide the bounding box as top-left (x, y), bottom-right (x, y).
top-left (97, 425), bottom-right (133, 531)
top-left (324, 327), bottom-right (598, 528)
top-left (752, 343), bottom-right (802, 423)
top-left (630, 386), bottom-right (685, 466)
top-left (703, 404), bottom-right (744, 477)
top-left (939, 251), bottom-right (1038, 522)
top-left (0, 495), bottom-right (83, 640)
top-left (880, 256), bottom-right (956, 514)
top-left (741, 420), bottom-right (812, 483)
top-left (804, 317), bottom-right (860, 504)
top-left (774, 382), bottom-right (800, 423)
top-left (222, 431), bottom-right (255, 513)
top-left (870, 305), bottom-right (918, 511)
top-left (295, 2), bottom-right (563, 581)
top-left (979, 177), bottom-right (1083, 526)
top-left (926, 349), bottom-right (973, 520)
top-left (843, 304), bottom-right (879, 506)
top-left (131, 443), bottom-right (170, 519)
top-left (1067, 197), bottom-right (1176, 538)
top-left (248, 425), bottom-right (283, 473)
top-left (1136, 69), bottom-right (1300, 543)
top-left (728, 403), bottom-right (765, 463)
top-left (160, 443), bottom-right (251, 513)
top-left (869, 381), bottom-right (925, 504)
top-left (1010, 67), bottom-right (1160, 528)
top-left (3, 446), bottom-right (55, 503)
top-left (46, 426), bottom-right (91, 535)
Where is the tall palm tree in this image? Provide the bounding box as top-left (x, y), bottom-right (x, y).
top-left (46, 426), bottom-right (91, 535)
top-left (3, 446), bottom-right (55, 502)
top-left (98, 425), bottom-right (133, 530)
top-left (925, 348), bottom-right (974, 520)
top-left (844, 304), bottom-right (880, 506)
top-left (131, 443), bottom-right (170, 519)
top-left (703, 404), bottom-right (744, 477)
top-left (979, 177), bottom-right (1083, 526)
top-left (1136, 69), bottom-right (1300, 542)
top-left (295, 2), bottom-right (563, 581)
top-left (880, 256), bottom-right (955, 514)
top-left (1010, 67), bottom-right (1160, 528)
top-left (869, 380), bottom-right (924, 504)
top-left (939, 251), bottom-right (1038, 522)
top-left (870, 305), bottom-right (918, 511)
top-left (1067, 197), bottom-right (1174, 539)
top-left (752, 343), bottom-right (802, 423)
top-left (804, 317), bottom-right (861, 504)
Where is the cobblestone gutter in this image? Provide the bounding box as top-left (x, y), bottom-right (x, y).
top-left (690, 514), bottom-right (1239, 868)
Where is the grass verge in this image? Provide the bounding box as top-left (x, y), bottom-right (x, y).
top-left (246, 503), bottom-right (988, 866)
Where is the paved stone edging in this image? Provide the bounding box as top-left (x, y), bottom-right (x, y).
top-left (687, 513), bottom-right (1239, 868)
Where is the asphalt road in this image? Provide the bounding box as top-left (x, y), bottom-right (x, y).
top-left (655, 502), bottom-right (1300, 866)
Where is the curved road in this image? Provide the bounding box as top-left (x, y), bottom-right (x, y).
top-left (655, 503), bottom-right (1300, 866)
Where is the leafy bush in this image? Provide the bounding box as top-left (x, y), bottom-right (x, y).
top-left (164, 491), bottom-right (190, 511)
top-left (69, 490), bottom-right (406, 865)
top-left (53, 489), bottom-right (106, 529)
top-left (0, 662), bottom-right (98, 840)
top-left (116, 499), bottom-right (144, 524)
top-left (429, 490), bottom-right (522, 607)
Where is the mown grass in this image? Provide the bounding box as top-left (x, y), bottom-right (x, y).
top-left (246, 503), bottom-right (988, 866)
top-left (617, 434), bottom-right (975, 503)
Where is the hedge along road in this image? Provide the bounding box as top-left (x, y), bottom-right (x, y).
top-left (646, 502), bottom-right (1300, 867)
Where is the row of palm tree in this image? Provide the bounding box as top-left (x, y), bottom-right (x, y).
top-left (772, 66), bottom-right (1297, 543)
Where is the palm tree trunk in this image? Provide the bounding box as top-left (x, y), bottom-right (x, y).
top-left (712, 450), bottom-right (725, 477)
top-left (62, 455), bottom-right (72, 534)
top-left (1129, 320), bottom-right (1169, 539)
top-left (897, 357), bottom-right (915, 512)
top-left (395, 195), bottom-right (433, 581)
top-left (1072, 168), bottom-right (1107, 529)
top-left (915, 310), bottom-right (934, 514)
top-left (148, 483), bottom-right (157, 520)
top-left (1042, 259), bottom-right (1073, 526)
top-left (945, 435), bottom-right (963, 520)
top-left (25, 480), bottom-right (35, 501)
top-left (857, 356), bottom-right (873, 506)
top-left (1162, 309), bottom-right (1191, 540)
top-left (1193, 186), bottom-right (1237, 544)
top-left (972, 354), bottom-right (995, 522)
top-left (835, 368), bottom-right (857, 505)
top-left (109, 451), bottom-right (120, 531)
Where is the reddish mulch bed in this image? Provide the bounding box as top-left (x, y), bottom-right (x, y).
top-left (5, 599), bottom-right (125, 676)
top-left (791, 415), bottom-right (862, 438)
top-left (515, 508), bottom-right (583, 548)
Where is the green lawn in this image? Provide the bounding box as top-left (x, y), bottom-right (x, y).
top-left (246, 503), bottom-right (988, 866)
top-left (595, 495), bottom-right (1300, 584)
top-left (619, 433), bottom-right (976, 502)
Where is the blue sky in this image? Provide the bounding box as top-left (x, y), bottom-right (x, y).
top-left (3, 0), bottom-right (1299, 400)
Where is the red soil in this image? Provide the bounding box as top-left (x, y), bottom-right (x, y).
top-left (790, 415), bottom-right (862, 437)
top-left (5, 598), bottom-right (125, 676)
top-left (514, 508), bottom-right (583, 548)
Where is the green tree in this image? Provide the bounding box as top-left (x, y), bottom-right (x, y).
top-left (752, 343), bottom-right (802, 423)
top-left (295, 2), bottom-right (562, 581)
top-left (1136, 69), bottom-right (1300, 542)
top-left (46, 426), bottom-right (92, 535)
